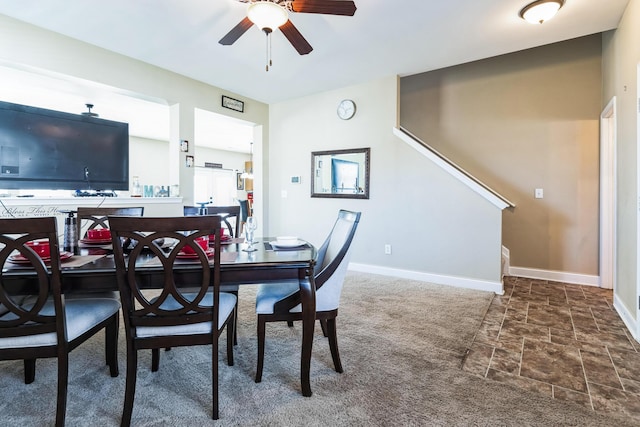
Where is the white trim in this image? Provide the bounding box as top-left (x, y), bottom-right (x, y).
top-left (501, 245), bottom-right (510, 277)
top-left (349, 263), bottom-right (504, 294)
top-left (599, 96), bottom-right (617, 290)
top-left (508, 266), bottom-right (599, 287)
top-left (614, 293), bottom-right (640, 342)
top-left (393, 127), bottom-right (514, 210)
top-left (637, 65), bottom-right (640, 329)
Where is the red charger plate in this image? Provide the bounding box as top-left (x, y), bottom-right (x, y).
top-left (9, 252), bottom-right (74, 265)
top-left (79, 237), bottom-right (112, 245)
top-left (176, 248), bottom-right (215, 259)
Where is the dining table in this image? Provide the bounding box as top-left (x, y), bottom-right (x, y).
top-left (2, 237), bottom-right (318, 397)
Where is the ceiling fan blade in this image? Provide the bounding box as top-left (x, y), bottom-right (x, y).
top-left (219, 17), bottom-right (254, 45)
top-left (291, 0), bottom-right (357, 16)
top-left (280, 20), bottom-right (313, 55)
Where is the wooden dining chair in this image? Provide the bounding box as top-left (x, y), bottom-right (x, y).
top-left (72, 207), bottom-right (144, 302)
top-left (109, 215), bottom-right (236, 425)
top-left (76, 206), bottom-right (144, 238)
top-left (0, 217), bottom-right (120, 427)
top-left (254, 209), bottom-right (361, 383)
top-left (183, 205), bottom-right (241, 238)
top-left (184, 205), bottom-right (241, 344)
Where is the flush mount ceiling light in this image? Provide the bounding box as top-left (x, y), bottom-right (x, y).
top-left (519, 0), bottom-right (564, 24)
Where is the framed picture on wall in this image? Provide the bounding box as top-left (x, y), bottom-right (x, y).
top-left (236, 172), bottom-right (244, 190)
top-left (222, 95), bottom-right (244, 113)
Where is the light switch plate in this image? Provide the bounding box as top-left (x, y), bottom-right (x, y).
top-left (535, 188), bottom-right (544, 199)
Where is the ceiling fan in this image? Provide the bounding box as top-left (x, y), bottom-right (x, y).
top-left (219, 0), bottom-right (357, 70)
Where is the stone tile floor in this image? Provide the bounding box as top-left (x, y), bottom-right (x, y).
top-left (463, 276), bottom-right (640, 422)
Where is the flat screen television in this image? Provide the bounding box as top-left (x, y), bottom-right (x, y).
top-left (0, 100), bottom-right (129, 191)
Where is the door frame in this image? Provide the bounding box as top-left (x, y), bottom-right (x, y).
top-left (600, 96), bottom-right (617, 290)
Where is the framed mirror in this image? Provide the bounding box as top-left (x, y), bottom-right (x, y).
top-left (311, 147), bottom-right (370, 199)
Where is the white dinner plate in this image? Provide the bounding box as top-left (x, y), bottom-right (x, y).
top-left (270, 239), bottom-right (306, 248)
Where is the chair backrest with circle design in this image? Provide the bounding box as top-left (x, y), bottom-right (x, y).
top-left (77, 206), bottom-right (144, 238)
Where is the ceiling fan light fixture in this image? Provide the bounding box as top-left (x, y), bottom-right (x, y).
top-left (519, 0), bottom-right (564, 24)
top-left (247, 1), bottom-right (289, 32)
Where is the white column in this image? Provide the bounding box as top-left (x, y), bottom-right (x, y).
top-left (169, 103), bottom-right (195, 206)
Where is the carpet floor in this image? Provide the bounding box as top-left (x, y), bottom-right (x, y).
top-left (1, 272), bottom-right (636, 426)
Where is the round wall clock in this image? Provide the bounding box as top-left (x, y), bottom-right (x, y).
top-left (337, 99), bottom-right (356, 120)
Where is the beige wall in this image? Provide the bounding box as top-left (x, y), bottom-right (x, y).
top-left (400, 35), bottom-right (602, 276)
top-left (129, 137), bottom-right (169, 190)
top-left (603, 0), bottom-right (640, 321)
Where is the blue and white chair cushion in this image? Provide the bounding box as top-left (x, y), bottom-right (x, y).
top-left (0, 298), bottom-right (120, 349)
top-left (139, 292), bottom-right (237, 338)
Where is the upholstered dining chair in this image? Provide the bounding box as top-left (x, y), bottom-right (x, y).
top-left (76, 206), bottom-right (144, 239)
top-left (238, 200), bottom-right (250, 234)
top-left (254, 209), bottom-right (361, 383)
top-left (72, 207), bottom-right (144, 302)
top-left (183, 205), bottom-right (241, 238)
top-left (0, 217), bottom-right (120, 427)
top-left (109, 215), bottom-right (236, 424)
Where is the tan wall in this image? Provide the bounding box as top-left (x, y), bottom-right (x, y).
top-left (400, 35), bottom-right (602, 276)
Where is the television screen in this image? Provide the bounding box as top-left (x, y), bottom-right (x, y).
top-left (0, 100), bottom-right (129, 191)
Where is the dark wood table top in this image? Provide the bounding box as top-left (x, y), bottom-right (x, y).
top-left (2, 238), bottom-right (316, 292)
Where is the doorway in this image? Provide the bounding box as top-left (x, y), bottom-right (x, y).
top-left (194, 167), bottom-right (236, 205)
top-left (193, 108), bottom-right (261, 228)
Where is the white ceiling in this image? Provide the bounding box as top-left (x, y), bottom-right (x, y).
top-left (0, 0), bottom-right (630, 152)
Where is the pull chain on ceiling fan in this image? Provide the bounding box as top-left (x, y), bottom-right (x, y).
top-left (247, 1), bottom-right (289, 70)
top-left (219, 0), bottom-right (357, 71)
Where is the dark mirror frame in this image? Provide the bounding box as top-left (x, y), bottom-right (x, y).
top-left (310, 147), bottom-right (370, 199)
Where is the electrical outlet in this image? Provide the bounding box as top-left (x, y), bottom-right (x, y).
top-left (384, 244), bottom-right (392, 255)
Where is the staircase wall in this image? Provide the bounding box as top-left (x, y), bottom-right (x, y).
top-left (268, 76), bottom-right (504, 293)
top-left (399, 34), bottom-right (603, 280)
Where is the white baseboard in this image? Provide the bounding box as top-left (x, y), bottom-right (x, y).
top-left (348, 263), bottom-right (504, 294)
top-left (613, 293), bottom-right (640, 342)
top-left (508, 266), bottom-right (599, 287)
